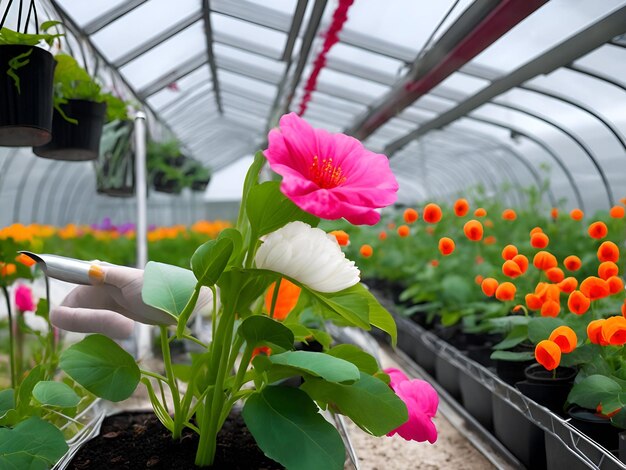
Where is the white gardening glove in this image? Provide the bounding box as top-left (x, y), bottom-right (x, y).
top-left (50, 264), bottom-right (212, 339)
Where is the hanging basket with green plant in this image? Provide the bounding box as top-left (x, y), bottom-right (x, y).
top-left (0, 0), bottom-right (63, 147)
top-left (147, 139), bottom-right (193, 194)
top-left (95, 119), bottom-right (135, 197)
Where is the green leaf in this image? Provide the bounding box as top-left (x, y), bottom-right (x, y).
top-left (239, 315), bottom-right (294, 351)
top-left (0, 389), bottom-right (15, 419)
top-left (441, 310), bottom-right (462, 327)
top-left (60, 334), bottom-right (140, 402)
top-left (492, 325), bottom-right (528, 350)
top-left (528, 317), bottom-right (564, 344)
top-left (302, 372), bottom-right (408, 436)
top-left (355, 283), bottom-right (397, 345)
top-left (32, 381), bottom-right (80, 408)
top-left (567, 375), bottom-right (622, 409)
top-left (238, 151), bottom-right (266, 226)
top-left (17, 366), bottom-right (43, 415)
top-left (490, 350), bottom-right (535, 362)
top-left (142, 261), bottom-right (197, 319)
top-left (268, 351), bottom-right (359, 383)
top-left (0, 417), bottom-right (68, 469)
top-left (308, 329), bottom-right (332, 350)
top-left (217, 228), bottom-right (244, 263)
top-left (34, 299), bottom-right (49, 320)
top-left (242, 386), bottom-right (345, 470)
top-left (327, 345), bottom-right (379, 375)
top-left (310, 287), bottom-right (370, 330)
top-left (191, 237), bottom-right (233, 287)
top-left (246, 181), bottom-right (319, 237)
top-left (441, 275), bottom-right (471, 304)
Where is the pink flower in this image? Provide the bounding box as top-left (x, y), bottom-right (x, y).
top-left (15, 284), bottom-right (35, 312)
top-left (383, 367), bottom-right (438, 443)
top-left (264, 113), bottom-right (399, 225)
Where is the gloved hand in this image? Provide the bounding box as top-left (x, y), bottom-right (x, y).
top-left (50, 264), bottom-right (212, 339)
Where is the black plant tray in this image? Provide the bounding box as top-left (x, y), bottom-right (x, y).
top-left (392, 312), bottom-right (626, 470)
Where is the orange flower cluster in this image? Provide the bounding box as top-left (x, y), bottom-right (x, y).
top-left (535, 326), bottom-right (577, 370)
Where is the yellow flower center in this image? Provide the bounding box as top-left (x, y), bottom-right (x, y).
top-left (309, 156), bottom-right (346, 189)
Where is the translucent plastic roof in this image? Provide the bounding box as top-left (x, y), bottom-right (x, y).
top-left (1, 0), bottom-right (626, 227)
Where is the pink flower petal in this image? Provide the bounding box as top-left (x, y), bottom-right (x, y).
top-left (387, 378), bottom-right (439, 444)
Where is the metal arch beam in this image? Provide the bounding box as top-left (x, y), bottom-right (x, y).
top-left (52, 166), bottom-right (86, 226)
top-left (282, 0), bottom-right (308, 61)
top-left (29, 159), bottom-right (55, 222)
top-left (414, 156), bottom-right (484, 198)
top-left (565, 65), bottom-right (626, 93)
top-left (12, 153), bottom-right (37, 222)
top-left (385, 6), bottom-right (626, 154)
top-left (488, 100), bottom-right (614, 206)
top-left (83, 0), bottom-right (147, 35)
top-left (43, 163), bottom-right (76, 225)
top-left (33, 161), bottom-right (64, 223)
top-left (467, 114), bottom-right (585, 211)
top-left (346, 0), bottom-right (547, 139)
top-left (202, 0), bottom-right (223, 114)
top-left (138, 53), bottom-right (207, 99)
top-left (0, 149), bottom-right (19, 196)
top-left (211, 0), bottom-right (292, 33)
top-left (59, 168), bottom-right (92, 225)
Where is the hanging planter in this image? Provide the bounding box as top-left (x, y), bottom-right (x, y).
top-left (95, 120), bottom-right (135, 197)
top-left (33, 54), bottom-right (127, 161)
top-left (187, 160), bottom-right (212, 192)
top-left (0, 7), bottom-right (62, 147)
top-left (147, 140), bottom-right (190, 194)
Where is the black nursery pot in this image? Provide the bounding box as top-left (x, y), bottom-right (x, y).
top-left (568, 405), bottom-right (620, 452)
top-left (191, 179), bottom-right (210, 192)
top-left (0, 45), bottom-right (55, 147)
top-left (97, 186), bottom-right (135, 198)
top-left (459, 369), bottom-right (493, 431)
top-left (515, 364), bottom-right (576, 416)
top-left (435, 355), bottom-right (461, 400)
top-left (34, 99), bottom-right (107, 161)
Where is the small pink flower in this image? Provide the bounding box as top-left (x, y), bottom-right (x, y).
top-left (383, 367), bottom-right (439, 443)
top-left (264, 113), bottom-right (399, 225)
top-left (15, 284), bottom-right (35, 312)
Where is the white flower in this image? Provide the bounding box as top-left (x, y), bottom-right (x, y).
top-left (255, 221), bottom-right (360, 293)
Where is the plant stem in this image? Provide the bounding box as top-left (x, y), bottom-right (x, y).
top-left (210, 286), bottom-right (217, 341)
top-left (2, 286), bottom-right (16, 388)
top-left (176, 284), bottom-right (201, 338)
top-left (269, 278), bottom-right (282, 319)
top-left (160, 326), bottom-right (183, 440)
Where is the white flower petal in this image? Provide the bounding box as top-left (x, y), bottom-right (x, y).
top-left (255, 221), bottom-right (360, 293)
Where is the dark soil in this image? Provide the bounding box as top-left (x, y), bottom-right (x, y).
top-left (69, 410), bottom-right (283, 469)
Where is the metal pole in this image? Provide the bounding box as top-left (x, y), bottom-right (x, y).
top-left (134, 111), bottom-right (151, 359)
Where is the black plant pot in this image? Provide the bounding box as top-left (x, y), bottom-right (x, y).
top-left (515, 364), bottom-right (576, 416)
top-left (191, 179), bottom-right (210, 192)
top-left (0, 45), bottom-right (55, 147)
top-left (97, 186), bottom-right (135, 198)
top-left (34, 99), bottom-right (107, 161)
top-left (153, 178), bottom-right (183, 194)
top-left (435, 355), bottom-right (461, 400)
top-left (568, 406), bottom-right (620, 452)
top-left (492, 393), bottom-right (546, 469)
top-left (459, 369), bottom-right (493, 431)
top-left (414, 335), bottom-right (437, 374)
top-left (544, 432), bottom-right (595, 470)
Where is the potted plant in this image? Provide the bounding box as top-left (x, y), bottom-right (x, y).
top-left (187, 160), bottom-right (212, 192)
top-left (96, 119), bottom-right (135, 197)
top-left (0, 10), bottom-right (63, 147)
top-left (147, 139), bottom-right (190, 194)
top-left (33, 54), bottom-right (127, 161)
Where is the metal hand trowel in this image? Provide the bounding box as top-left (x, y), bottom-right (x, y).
top-left (18, 251), bottom-right (105, 285)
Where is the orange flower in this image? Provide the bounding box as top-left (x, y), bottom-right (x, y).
top-left (438, 237), bottom-right (455, 256)
top-left (530, 232), bottom-right (549, 249)
top-left (502, 209), bottom-right (517, 220)
top-left (329, 230), bottom-right (349, 246)
top-left (601, 316), bottom-right (626, 346)
top-left (474, 208), bottom-right (486, 217)
top-left (0, 263), bottom-right (16, 277)
top-left (502, 244), bottom-right (518, 260)
top-left (423, 203), bottom-right (442, 224)
top-left (251, 346), bottom-right (272, 360)
top-left (546, 267), bottom-right (564, 283)
top-left (265, 279), bottom-right (301, 321)
top-left (535, 340), bottom-right (561, 371)
top-left (597, 403), bottom-right (621, 419)
top-left (570, 208), bottom-right (584, 221)
top-left (454, 198), bottom-right (470, 217)
top-left (597, 241), bottom-right (619, 263)
top-left (551, 208), bottom-right (559, 219)
top-left (430, 259), bottom-right (439, 267)
top-left (622, 299), bottom-right (626, 318)
top-left (533, 251), bottom-right (557, 270)
top-left (484, 219), bottom-right (494, 228)
top-left (378, 231), bottom-right (387, 241)
top-left (474, 274), bottom-right (484, 285)
top-left (549, 326), bottom-right (577, 353)
top-left (387, 222), bottom-right (396, 230)
top-left (512, 304), bottom-right (525, 314)
top-left (397, 225), bottom-right (410, 237)
top-left (360, 244), bottom-right (373, 258)
top-left (481, 278), bottom-right (499, 297)
top-left (463, 220), bottom-right (483, 241)
top-left (425, 226), bottom-right (434, 235)
top-left (502, 260), bottom-right (522, 278)
top-left (530, 226), bottom-right (543, 236)
top-left (598, 261), bottom-right (618, 280)
top-left (512, 254), bottom-right (529, 274)
top-left (558, 277), bottom-right (578, 294)
top-left (621, 197), bottom-right (626, 205)
top-left (588, 221), bottom-right (608, 240)
top-left (495, 282), bottom-right (516, 301)
top-left (525, 293), bottom-right (543, 310)
top-left (608, 276), bottom-right (624, 295)
top-left (475, 255), bottom-right (484, 265)
top-left (483, 235), bottom-right (496, 245)
top-left (403, 208), bottom-right (419, 224)
top-left (587, 319), bottom-right (607, 345)
top-left (15, 253), bottom-right (36, 267)
top-left (580, 276), bottom-right (610, 300)
top-left (609, 205), bottom-right (625, 218)
top-left (541, 300), bottom-right (560, 317)
top-left (563, 255), bottom-right (582, 271)
top-left (568, 291), bottom-right (590, 315)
